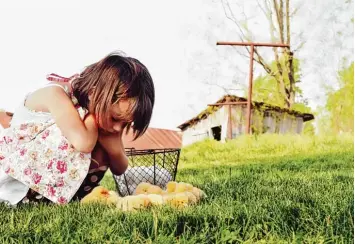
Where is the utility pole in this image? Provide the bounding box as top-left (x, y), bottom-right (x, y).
top-left (211, 42), bottom-right (290, 135)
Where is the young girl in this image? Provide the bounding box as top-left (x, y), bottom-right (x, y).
top-left (0, 51), bottom-right (155, 205)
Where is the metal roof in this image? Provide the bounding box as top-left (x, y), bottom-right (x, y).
top-left (123, 127), bottom-right (182, 150)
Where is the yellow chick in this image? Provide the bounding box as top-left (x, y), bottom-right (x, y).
top-left (170, 193), bottom-right (189, 209)
top-left (134, 182), bottom-right (152, 195)
top-left (146, 194), bottom-right (164, 206)
top-left (185, 183), bottom-right (194, 191)
top-left (163, 192), bottom-right (189, 209)
top-left (80, 195), bottom-right (100, 204)
top-left (81, 186), bottom-right (111, 204)
top-left (191, 187), bottom-right (207, 201)
top-left (106, 191), bottom-right (121, 205)
top-left (166, 181), bottom-right (178, 193)
top-left (184, 191), bottom-right (198, 205)
top-left (135, 194), bottom-right (152, 207)
top-left (162, 192), bottom-right (175, 204)
top-left (116, 195), bottom-right (151, 212)
top-left (146, 185), bottom-right (163, 195)
top-left (175, 182), bottom-right (189, 193)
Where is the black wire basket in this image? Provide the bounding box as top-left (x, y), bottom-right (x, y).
top-left (112, 148), bottom-right (181, 196)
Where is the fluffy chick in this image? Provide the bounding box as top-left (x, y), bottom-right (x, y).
top-left (146, 194), bottom-right (164, 206)
top-left (146, 185), bottom-right (163, 195)
top-left (166, 181), bottom-right (178, 193)
top-left (116, 195), bottom-right (151, 212)
top-left (81, 186), bottom-right (111, 204)
top-left (191, 187), bottom-right (207, 201)
top-left (134, 182), bottom-right (152, 195)
top-left (163, 192), bottom-right (189, 209)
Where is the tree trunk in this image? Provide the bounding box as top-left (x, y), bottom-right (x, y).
top-left (221, 0), bottom-right (298, 109)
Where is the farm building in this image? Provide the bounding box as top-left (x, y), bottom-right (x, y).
top-left (177, 94), bottom-right (314, 146)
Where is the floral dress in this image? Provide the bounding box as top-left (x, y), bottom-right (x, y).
top-left (0, 80), bottom-right (107, 205)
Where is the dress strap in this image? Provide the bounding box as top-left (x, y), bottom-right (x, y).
top-left (46, 73), bottom-right (79, 83)
top-left (45, 73), bottom-right (80, 95)
top-left (23, 74), bottom-right (75, 106)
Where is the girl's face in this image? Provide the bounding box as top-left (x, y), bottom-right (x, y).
top-left (98, 99), bottom-right (134, 135)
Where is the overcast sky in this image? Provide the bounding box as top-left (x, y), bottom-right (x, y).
top-left (0, 0), bottom-right (353, 130)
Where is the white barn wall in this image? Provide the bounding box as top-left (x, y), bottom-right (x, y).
top-left (296, 117), bottom-right (304, 133)
top-left (279, 113), bottom-right (302, 134)
top-left (181, 104), bottom-right (310, 146)
top-left (181, 107), bottom-right (228, 146)
top-left (230, 105), bottom-right (245, 137)
top-left (263, 114), bottom-right (275, 133)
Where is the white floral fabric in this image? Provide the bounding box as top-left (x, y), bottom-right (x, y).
top-left (0, 105), bottom-right (91, 204)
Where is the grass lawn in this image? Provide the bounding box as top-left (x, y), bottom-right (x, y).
top-left (0, 134), bottom-right (353, 243)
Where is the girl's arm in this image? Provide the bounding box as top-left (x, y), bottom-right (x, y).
top-left (97, 131), bottom-right (129, 175)
top-left (27, 86), bottom-right (98, 153)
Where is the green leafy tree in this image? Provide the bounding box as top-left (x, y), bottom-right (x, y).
top-left (247, 56), bottom-right (315, 135)
top-left (251, 55), bottom-right (303, 109)
top-left (222, 0), bottom-right (302, 108)
top-left (325, 62), bottom-right (354, 133)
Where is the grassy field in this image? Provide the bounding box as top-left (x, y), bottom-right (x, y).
top-left (0, 134), bottom-right (353, 243)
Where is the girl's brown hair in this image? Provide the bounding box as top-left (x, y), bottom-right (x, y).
top-left (71, 51), bottom-right (155, 140)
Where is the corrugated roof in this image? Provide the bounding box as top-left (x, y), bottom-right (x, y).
top-left (177, 94), bottom-right (315, 131)
top-left (123, 127), bottom-right (182, 150)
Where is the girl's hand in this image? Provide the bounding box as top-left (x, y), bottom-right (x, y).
top-left (97, 130), bottom-right (123, 153)
top-left (97, 131), bottom-right (129, 175)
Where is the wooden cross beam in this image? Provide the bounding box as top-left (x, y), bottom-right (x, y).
top-left (215, 41), bottom-right (290, 136)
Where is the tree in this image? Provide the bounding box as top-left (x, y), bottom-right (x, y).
top-left (325, 62), bottom-right (354, 133)
top-left (248, 56), bottom-right (315, 135)
top-left (184, 0), bottom-right (352, 123)
top-left (251, 55), bottom-right (303, 108)
top-left (221, 0), bottom-right (301, 109)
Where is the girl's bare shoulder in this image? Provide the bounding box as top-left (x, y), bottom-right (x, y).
top-left (24, 81), bottom-right (73, 113)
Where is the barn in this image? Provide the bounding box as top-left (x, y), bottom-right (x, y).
top-left (177, 94), bottom-right (314, 146)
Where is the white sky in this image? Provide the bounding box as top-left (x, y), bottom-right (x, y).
top-left (0, 0), bottom-right (353, 130)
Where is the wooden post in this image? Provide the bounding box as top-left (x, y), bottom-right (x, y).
top-left (246, 44), bottom-right (255, 134)
top-left (228, 104), bottom-right (232, 139)
top-left (225, 97), bottom-right (232, 139)
top-left (216, 41), bottom-right (290, 134)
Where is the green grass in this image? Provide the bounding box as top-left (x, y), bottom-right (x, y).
top-left (0, 134), bottom-right (353, 243)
